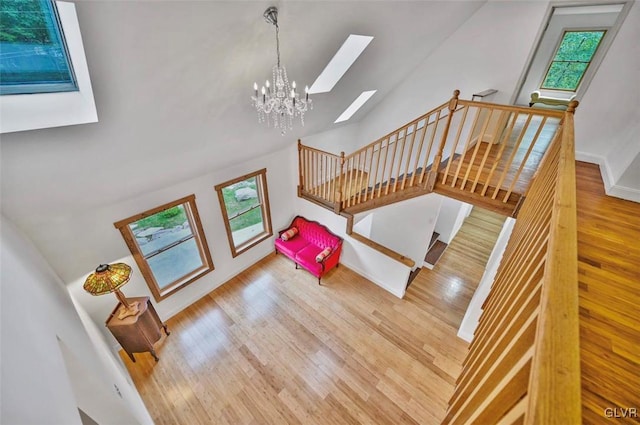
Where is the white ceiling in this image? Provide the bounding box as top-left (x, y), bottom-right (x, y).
top-left (0, 1), bottom-right (485, 222)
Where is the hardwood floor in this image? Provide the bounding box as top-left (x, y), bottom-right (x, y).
top-left (576, 162), bottom-right (640, 424)
top-left (121, 208), bottom-right (503, 425)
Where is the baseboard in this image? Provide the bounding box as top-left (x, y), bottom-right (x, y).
top-left (575, 151), bottom-right (640, 203)
top-left (342, 261), bottom-right (407, 299)
top-left (457, 329), bottom-right (474, 343)
top-left (608, 184), bottom-right (640, 203)
top-left (423, 261), bottom-right (434, 270)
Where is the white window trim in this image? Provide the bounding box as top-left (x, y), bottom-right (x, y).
top-left (0, 1), bottom-right (98, 134)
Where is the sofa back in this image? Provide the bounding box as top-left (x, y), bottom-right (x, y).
top-left (292, 216), bottom-right (341, 249)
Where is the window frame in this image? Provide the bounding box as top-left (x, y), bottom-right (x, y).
top-left (539, 28), bottom-right (607, 92)
top-left (114, 194), bottom-right (214, 302)
top-left (0, 0), bottom-right (78, 95)
top-left (214, 168), bottom-right (273, 258)
top-left (0, 1), bottom-right (98, 134)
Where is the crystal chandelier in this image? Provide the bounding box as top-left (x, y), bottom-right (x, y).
top-left (251, 7), bottom-right (312, 134)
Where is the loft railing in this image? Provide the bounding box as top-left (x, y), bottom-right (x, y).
top-left (442, 102), bottom-right (580, 424)
top-left (298, 90), bottom-right (566, 216)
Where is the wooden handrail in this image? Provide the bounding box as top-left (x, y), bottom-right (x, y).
top-left (457, 99), bottom-right (565, 118)
top-left (345, 101), bottom-right (450, 158)
top-left (526, 101), bottom-right (580, 424)
top-left (343, 212), bottom-right (416, 268)
top-left (443, 101), bottom-right (580, 424)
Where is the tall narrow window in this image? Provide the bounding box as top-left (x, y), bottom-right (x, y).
top-left (0, 0), bottom-right (77, 95)
top-left (114, 195), bottom-right (214, 301)
top-left (540, 30), bottom-right (606, 92)
top-left (215, 169), bottom-right (273, 257)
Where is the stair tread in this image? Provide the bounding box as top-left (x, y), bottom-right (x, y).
top-left (425, 240), bottom-right (448, 265)
top-left (428, 232), bottom-right (441, 251)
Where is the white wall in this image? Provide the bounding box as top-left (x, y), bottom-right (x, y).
top-left (21, 145), bottom-right (297, 347)
top-left (0, 215), bottom-right (153, 425)
top-left (301, 121), bottom-right (361, 154)
top-left (367, 194), bottom-right (443, 267)
top-left (354, 1), bottom-right (549, 149)
top-left (433, 196), bottom-right (472, 245)
top-left (294, 198), bottom-right (411, 298)
top-left (458, 217), bottom-right (516, 342)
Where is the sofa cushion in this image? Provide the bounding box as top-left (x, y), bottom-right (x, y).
top-left (294, 244), bottom-right (325, 276)
top-left (280, 226), bottom-right (298, 241)
top-left (315, 247), bottom-right (332, 262)
top-left (275, 236), bottom-right (309, 258)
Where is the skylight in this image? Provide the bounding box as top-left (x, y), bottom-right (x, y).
top-left (308, 34), bottom-right (374, 94)
top-left (334, 90), bottom-right (377, 123)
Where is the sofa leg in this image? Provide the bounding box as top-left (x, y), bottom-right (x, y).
top-left (295, 263), bottom-right (298, 269)
top-left (318, 277), bottom-right (321, 285)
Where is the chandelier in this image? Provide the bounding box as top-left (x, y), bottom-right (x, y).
top-left (251, 7), bottom-right (312, 134)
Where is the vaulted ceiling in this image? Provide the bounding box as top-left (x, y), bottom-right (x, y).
top-left (0, 1), bottom-right (486, 222)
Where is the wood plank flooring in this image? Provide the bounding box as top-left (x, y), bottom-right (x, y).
top-left (576, 162), bottom-right (640, 424)
top-left (122, 207), bottom-right (504, 425)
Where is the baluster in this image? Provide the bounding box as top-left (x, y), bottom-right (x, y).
top-left (385, 134), bottom-right (400, 195)
top-left (481, 112), bottom-right (519, 197)
top-left (371, 142), bottom-right (382, 201)
top-left (401, 123), bottom-right (418, 190)
top-left (426, 89), bottom-right (459, 191)
top-left (418, 110), bottom-right (442, 184)
top-left (441, 105), bottom-right (469, 184)
top-left (470, 109), bottom-right (498, 193)
top-left (410, 118), bottom-right (428, 187)
top-left (347, 156), bottom-right (355, 207)
top-left (392, 130), bottom-right (407, 193)
top-left (337, 152), bottom-right (345, 210)
top-left (492, 114), bottom-right (532, 200)
top-left (356, 151), bottom-right (366, 205)
top-left (502, 116), bottom-right (549, 203)
top-left (377, 139), bottom-right (390, 198)
top-left (297, 141), bottom-right (303, 195)
top-left (451, 107), bottom-right (481, 187)
top-left (460, 107), bottom-right (493, 191)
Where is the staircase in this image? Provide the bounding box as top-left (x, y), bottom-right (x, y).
top-left (298, 90), bottom-right (564, 218)
top-left (298, 90), bottom-right (584, 424)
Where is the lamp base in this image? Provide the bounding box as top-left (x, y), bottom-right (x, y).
top-left (117, 301), bottom-right (140, 320)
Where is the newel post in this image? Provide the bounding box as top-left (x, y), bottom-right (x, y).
top-left (334, 151), bottom-right (345, 214)
top-left (297, 139), bottom-right (303, 197)
top-left (426, 89), bottom-right (460, 191)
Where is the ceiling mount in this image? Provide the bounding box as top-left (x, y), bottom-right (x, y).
top-left (263, 6), bottom-right (278, 26)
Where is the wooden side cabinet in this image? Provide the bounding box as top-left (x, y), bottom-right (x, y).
top-left (106, 296), bottom-right (169, 362)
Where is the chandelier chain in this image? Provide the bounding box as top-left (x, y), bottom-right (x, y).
top-left (275, 23), bottom-right (280, 68)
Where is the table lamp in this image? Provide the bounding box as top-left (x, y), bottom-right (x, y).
top-left (84, 263), bottom-right (140, 320)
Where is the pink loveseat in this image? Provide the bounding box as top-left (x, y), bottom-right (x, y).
top-left (274, 216), bottom-right (343, 284)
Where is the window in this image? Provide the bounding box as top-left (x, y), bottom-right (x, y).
top-left (0, 0), bottom-right (77, 95)
top-left (114, 195), bottom-right (214, 301)
top-left (214, 169), bottom-right (273, 257)
top-left (540, 30), bottom-right (606, 92)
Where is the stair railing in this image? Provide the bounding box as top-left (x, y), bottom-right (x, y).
top-left (339, 100), bottom-right (452, 209)
top-left (298, 90), bottom-right (568, 216)
top-left (442, 101), bottom-right (580, 424)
